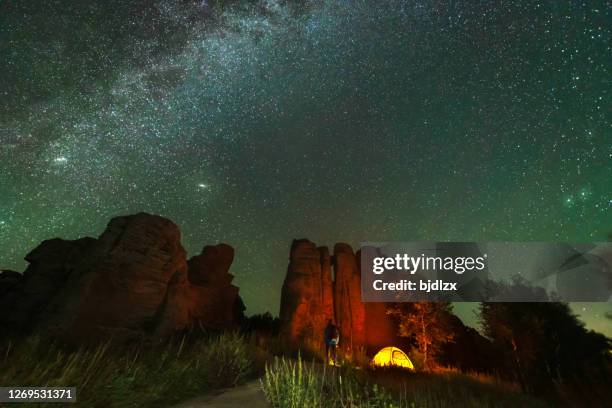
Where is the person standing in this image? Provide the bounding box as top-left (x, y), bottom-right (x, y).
top-left (324, 319), bottom-right (340, 365)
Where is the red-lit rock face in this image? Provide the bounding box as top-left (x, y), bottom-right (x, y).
top-left (358, 247), bottom-right (401, 354)
top-left (0, 213), bottom-right (243, 343)
top-left (333, 243), bottom-right (366, 353)
top-left (279, 239), bottom-right (334, 351)
top-left (280, 241), bottom-right (403, 356)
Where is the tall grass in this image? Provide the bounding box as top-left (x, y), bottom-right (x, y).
top-left (262, 355), bottom-right (551, 408)
top-left (0, 332), bottom-right (253, 407)
top-left (262, 356), bottom-right (397, 407)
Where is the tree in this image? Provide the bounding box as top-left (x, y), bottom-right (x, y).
top-left (479, 302), bottom-right (541, 392)
top-left (480, 301), bottom-right (611, 396)
top-left (387, 302), bottom-right (454, 370)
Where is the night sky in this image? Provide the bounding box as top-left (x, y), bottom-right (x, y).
top-left (1, 1), bottom-right (610, 335)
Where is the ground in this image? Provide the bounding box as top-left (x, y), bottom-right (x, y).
top-left (173, 380), bottom-right (270, 408)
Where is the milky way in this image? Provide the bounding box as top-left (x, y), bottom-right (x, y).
top-left (0, 1), bottom-right (610, 334)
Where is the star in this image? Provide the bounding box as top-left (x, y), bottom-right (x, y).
top-left (0, 0), bottom-right (609, 336)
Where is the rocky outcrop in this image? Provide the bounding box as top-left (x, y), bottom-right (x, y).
top-left (67, 214), bottom-right (190, 341)
top-left (0, 213), bottom-right (243, 343)
top-left (186, 244), bottom-right (244, 330)
top-left (0, 237), bottom-right (97, 336)
top-left (333, 243), bottom-right (366, 353)
top-left (0, 270), bottom-right (25, 328)
top-left (0, 270), bottom-right (23, 296)
top-left (279, 240), bottom-right (334, 351)
top-left (279, 240), bottom-right (405, 357)
top-left (358, 247), bottom-right (401, 355)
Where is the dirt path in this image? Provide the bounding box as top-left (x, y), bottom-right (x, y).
top-left (173, 380), bottom-right (270, 408)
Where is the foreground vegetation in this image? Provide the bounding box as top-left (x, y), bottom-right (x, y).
top-left (0, 333), bottom-right (254, 407)
top-left (2, 304), bottom-right (608, 407)
top-left (262, 356), bottom-right (550, 408)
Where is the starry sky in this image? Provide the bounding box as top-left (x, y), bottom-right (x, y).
top-left (0, 1), bottom-right (610, 335)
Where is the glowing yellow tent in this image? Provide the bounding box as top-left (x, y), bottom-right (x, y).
top-left (371, 347), bottom-right (414, 370)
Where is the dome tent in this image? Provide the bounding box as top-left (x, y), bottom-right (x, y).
top-left (371, 346), bottom-right (414, 370)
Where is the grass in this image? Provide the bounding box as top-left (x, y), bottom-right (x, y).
top-left (262, 355), bottom-right (552, 408)
top-left (262, 355), bottom-right (395, 407)
top-left (0, 333), bottom-right (563, 407)
top-left (0, 332), bottom-right (254, 407)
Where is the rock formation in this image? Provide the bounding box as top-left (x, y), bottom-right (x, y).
top-left (280, 240), bottom-right (406, 357)
top-left (279, 240), bottom-right (334, 352)
top-left (358, 247), bottom-right (401, 354)
top-left (0, 213), bottom-right (243, 343)
top-left (187, 244), bottom-right (244, 330)
top-left (0, 270), bottom-right (21, 296)
top-left (333, 243), bottom-right (366, 353)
